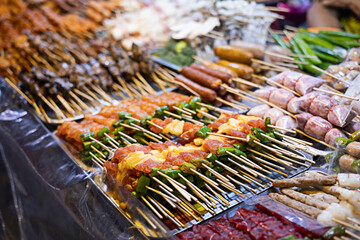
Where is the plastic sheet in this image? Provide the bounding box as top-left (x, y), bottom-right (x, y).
top-left (0, 78), bottom-right (173, 240)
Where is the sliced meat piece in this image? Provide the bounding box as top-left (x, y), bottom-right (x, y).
top-left (269, 88), bottom-right (295, 109)
top-left (253, 86), bottom-right (276, 100)
top-left (275, 116), bottom-right (297, 135)
top-left (295, 112), bottom-right (313, 130)
top-left (264, 108), bottom-right (285, 125)
top-left (298, 92), bottom-right (321, 111)
top-left (283, 71), bottom-right (303, 90)
top-left (327, 105), bottom-right (357, 127)
top-left (295, 75), bottom-right (325, 95)
top-left (309, 95), bottom-right (337, 119)
top-left (304, 116), bottom-right (333, 140)
top-left (247, 104), bottom-right (271, 118)
top-left (324, 128), bottom-right (347, 146)
top-left (286, 97), bottom-right (301, 114)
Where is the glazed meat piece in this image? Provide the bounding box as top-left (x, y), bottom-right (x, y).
top-left (324, 128), bottom-right (347, 146)
top-left (253, 86), bottom-right (276, 100)
top-left (327, 105), bottom-right (357, 127)
top-left (296, 112), bottom-right (313, 130)
top-left (309, 95), bottom-right (337, 119)
top-left (286, 97), bottom-right (301, 114)
top-left (269, 88), bottom-right (295, 109)
top-left (295, 76), bottom-right (325, 95)
top-left (247, 104), bottom-right (271, 118)
top-left (283, 71), bottom-right (303, 90)
top-left (275, 116), bottom-right (297, 135)
top-left (304, 116), bottom-right (333, 140)
top-left (264, 108), bottom-right (284, 125)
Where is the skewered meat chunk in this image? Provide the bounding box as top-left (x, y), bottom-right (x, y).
top-left (295, 75), bottom-right (325, 95)
top-left (286, 97), bottom-right (301, 114)
top-left (308, 192), bottom-right (339, 204)
top-left (346, 141), bottom-right (360, 158)
top-left (324, 128), bottom-right (346, 146)
top-left (253, 86), bottom-right (276, 100)
top-left (283, 71), bottom-right (303, 90)
top-left (298, 92), bottom-right (322, 112)
top-left (264, 108), bottom-right (284, 125)
top-left (273, 174), bottom-right (337, 188)
top-left (247, 104), bottom-right (271, 118)
top-left (269, 193), bottom-right (322, 217)
top-left (327, 105), bottom-right (357, 128)
top-left (344, 121), bottom-right (360, 133)
top-left (269, 88), bottom-right (295, 109)
top-left (281, 189), bottom-right (330, 210)
top-left (295, 112), bottom-right (313, 130)
top-left (309, 95), bottom-right (337, 119)
top-left (275, 116), bottom-right (297, 135)
top-left (304, 116), bottom-right (332, 140)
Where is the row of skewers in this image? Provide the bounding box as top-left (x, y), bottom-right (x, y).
top-left (56, 91), bottom-right (317, 231)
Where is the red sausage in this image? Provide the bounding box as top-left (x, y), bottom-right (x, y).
top-left (190, 63), bottom-right (232, 83)
top-left (182, 67), bottom-right (222, 90)
top-left (175, 75), bottom-right (217, 102)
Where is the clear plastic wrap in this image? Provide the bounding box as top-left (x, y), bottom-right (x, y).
top-left (0, 78), bottom-right (173, 240)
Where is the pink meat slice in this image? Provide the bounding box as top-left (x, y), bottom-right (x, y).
top-left (247, 104), bottom-right (271, 118)
top-left (286, 97), bottom-right (301, 114)
top-left (295, 76), bottom-right (325, 95)
top-left (327, 105), bottom-right (357, 127)
top-left (283, 71), bottom-right (303, 90)
top-left (309, 95), bottom-right (337, 119)
top-left (304, 116), bottom-right (333, 140)
top-left (269, 88), bottom-right (295, 109)
top-left (268, 71), bottom-right (287, 85)
top-left (275, 116), bottom-right (297, 135)
top-left (298, 92), bottom-right (321, 111)
top-left (254, 86), bottom-right (277, 100)
top-left (264, 108), bottom-right (285, 125)
top-left (295, 112), bottom-right (314, 130)
top-left (324, 128), bottom-right (347, 146)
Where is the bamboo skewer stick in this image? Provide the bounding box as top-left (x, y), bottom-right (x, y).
top-left (231, 78), bottom-right (263, 89)
top-left (268, 125), bottom-right (296, 134)
top-left (253, 74), bottom-right (300, 96)
top-left (313, 87), bottom-right (359, 101)
top-left (215, 97), bottom-right (247, 111)
top-left (196, 102), bottom-right (233, 114)
top-left (274, 131), bottom-right (313, 146)
top-left (251, 59), bottom-right (289, 72)
top-left (294, 129), bottom-right (336, 150)
top-left (311, 65), bottom-right (347, 84)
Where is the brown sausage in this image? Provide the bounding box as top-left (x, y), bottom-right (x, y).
top-left (346, 142), bottom-right (360, 158)
top-left (190, 63), bottom-right (232, 83)
top-left (181, 67), bottom-right (222, 90)
top-left (216, 60), bottom-right (254, 80)
top-left (202, 61), bottom-right (238, 78)
top-left (339, 154), bottom-right (356, 172)
top-left (175, 75), bottom-right (216, 102)
top-left (214, 45), bottom-right (253, 64)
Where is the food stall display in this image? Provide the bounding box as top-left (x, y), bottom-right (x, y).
top-left (0, 0), bottom-right (360, 240)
